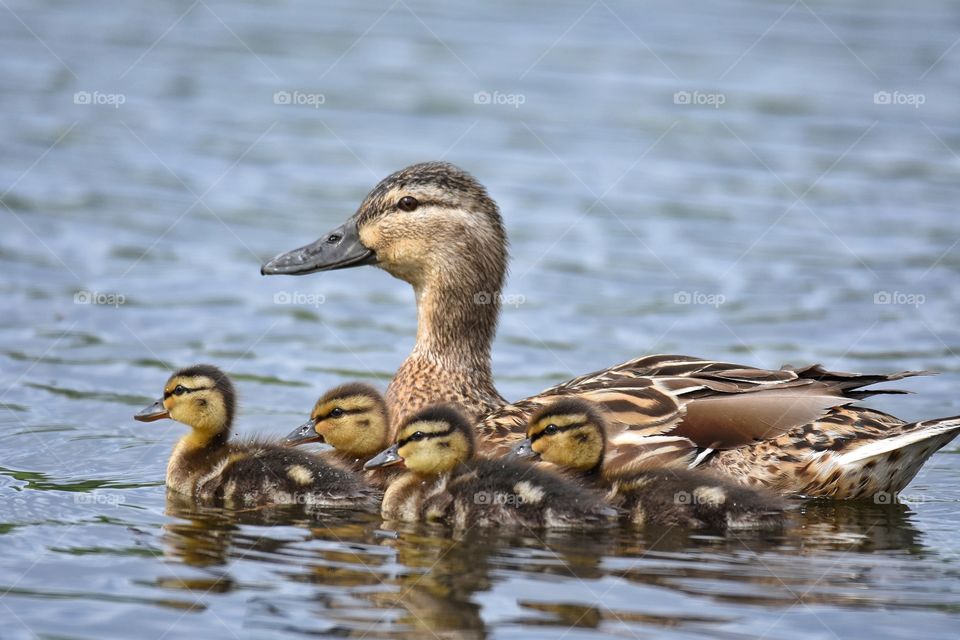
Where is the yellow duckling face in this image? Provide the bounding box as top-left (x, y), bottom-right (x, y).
top-left (365, 404), bottom-right (474, 476)
top-left (514, 399), bottom-right (606, 474)
top-left (261, 162), bottom-right (506, 288)
top-left (135, 364), bottom-right (235, 442)
top-left (284, 383), bottom-right (389, 458)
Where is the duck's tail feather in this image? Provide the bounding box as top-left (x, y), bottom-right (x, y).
top-left (830, 416), bottom-right (960, 498)
top-left (784, 364), bottom-right (934, 397)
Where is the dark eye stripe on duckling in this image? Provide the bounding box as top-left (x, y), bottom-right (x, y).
top-left (530, 421), bottom-right (588, 443)
top-left (398, 425), bottom-right (455, 447)
top-left (164, 385), bottom-right (212, 399)
top-left (320, 406), bottom-right (369, 419)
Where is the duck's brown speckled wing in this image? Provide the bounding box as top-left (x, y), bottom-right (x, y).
top-left (707, 406), bottom-right (960, 498)
top-left (476, 354), bottom-right (927, 455)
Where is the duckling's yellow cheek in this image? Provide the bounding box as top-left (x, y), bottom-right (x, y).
top-left (531, 440), bottom-right (552, 460)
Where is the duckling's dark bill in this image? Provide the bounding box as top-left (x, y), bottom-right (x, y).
top-left (512, 438), bottom-right (538, 459)
top-left (261, 220), bottom-right (376, 275)
top-left (135, 399), bottom-right (170, 422)
top-left (284, 419), bottom-right (321, 446)
top-left (364, 444), bottom-right (402, 469)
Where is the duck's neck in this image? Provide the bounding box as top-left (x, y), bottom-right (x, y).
top-left (413, 277), bottom-right (498, 364)
top-left (387, 266), bottom-right (506, 423)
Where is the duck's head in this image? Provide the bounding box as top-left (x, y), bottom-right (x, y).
top-left (134, 364), bottom-right (236, 443)
top-left (364, 404), bottom-right (475, 476)
top-left (513, 398), bottom-right (607, 474)
top-left (261, 162), bottom-right (507, 290)
top-left (284, 383), bottom-right (390, 458)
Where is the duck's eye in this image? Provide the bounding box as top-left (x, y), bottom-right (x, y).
top-left (408, 431), bottom-right (426, 442)
top-left (397, 196), bottom-right (419, 212)
top-left (327, 233), bottom-right (342, 244)
top-left (172, 385), bottom-right (188, 396)
top-left (543, 424), bottom-right (559, 436)
top-left (329, 408), bottom-right (344, 419)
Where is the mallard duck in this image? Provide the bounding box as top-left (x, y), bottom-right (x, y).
top-left (282, 382), bottom-right (401, 489)
top-left (134, 364), bottom-right (378, 508)
top-left (363, 403), bottom-right (615, 528)
top-left (513, 398), bottom-right (786, 529)
top-left (262, 161), bottom-right (960, 499)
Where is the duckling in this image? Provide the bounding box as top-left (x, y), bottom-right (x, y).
top-left (262, 161), bottom-right (960, 498)
top-left (283, 383), bottom-right (401, 489)
top-left (364, 404), bottom-right (615, 528)
top-left (134, 364), bottom-right (377, 509)
top-left (514, 398), bottom-right (786, 530)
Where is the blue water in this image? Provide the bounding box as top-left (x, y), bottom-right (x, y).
top-left (2, 0), bottom-right (960, 637)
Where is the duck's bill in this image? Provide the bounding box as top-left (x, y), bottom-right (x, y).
top-left (283, 419), bottom-right (321, 446)
top-left (261, 220), bottom-right (376, 275)
top-left (135, 399), bottom-right (170, 422)
top-left (364, 444), bottom-right (403, 470)
top-left (512, 438), bottom-right (539, 459)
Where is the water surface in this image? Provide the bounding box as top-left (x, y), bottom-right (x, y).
top-left (2, 0), bottom-right (960, 637)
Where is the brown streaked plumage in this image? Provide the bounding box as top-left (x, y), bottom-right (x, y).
top-left (516, 398), bottom-right (787, 530)
top-left (262, 161), bottom-right (960, 499)
top-left (283, 382), bottom-right (403, 489)
top-left (135, 365), bottom-right (378, 509)
top-left (364, 403), bottom-right (615, 528)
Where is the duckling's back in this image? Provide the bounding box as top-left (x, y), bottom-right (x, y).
top-left (440, 458), bottom-right (616, 529)
top-left (611, 468), bottom-right (787, 530)
top-left (198, 440), bottom-right (379, 509)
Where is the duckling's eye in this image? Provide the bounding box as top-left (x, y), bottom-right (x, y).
top-left (329, 408), bottom-right (344, 419)
top-left (327, 233), bottom-right (342, 244)
top-left (408, 431), bottom-right (426, 442)
top-left (172, 385), bottom-right (188, 396)
top-left (397, 196), bottom-right (419, 212)
top-left (543, 424), bottom-right (559, 436)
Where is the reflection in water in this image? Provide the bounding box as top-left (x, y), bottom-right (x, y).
top-left (155, 492), bottom-right (933, 637)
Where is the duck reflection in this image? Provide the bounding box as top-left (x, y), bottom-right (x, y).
top-left (154, 489), bottom-right (930, 636)
top-left (612, 500), bottom-right (926, 610)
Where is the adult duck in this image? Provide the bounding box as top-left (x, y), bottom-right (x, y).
top-left (262, 162), bottom-right (960, 499)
